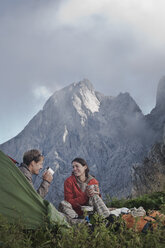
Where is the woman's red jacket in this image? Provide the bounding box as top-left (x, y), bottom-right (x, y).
top-left (64, 174), bottom-right (99, 216)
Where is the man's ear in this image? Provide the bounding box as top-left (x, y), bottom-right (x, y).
top-left (30, 160), bottom-right (35, 167)
top-left (28, 160), bottom-right (35, 173)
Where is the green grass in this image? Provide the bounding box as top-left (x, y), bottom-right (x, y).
top-left (105, 191), bottom-right (165, 213)
top-left (0, 192), bottom-right (165, 248)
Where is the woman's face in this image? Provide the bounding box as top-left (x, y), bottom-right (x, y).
top-left (72, 161), bottom-right (87, 177)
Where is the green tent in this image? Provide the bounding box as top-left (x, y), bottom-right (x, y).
top-left (0, 150), bottom-right (69, 229)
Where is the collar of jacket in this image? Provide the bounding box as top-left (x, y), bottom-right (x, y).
top-left (20, 163), bottom-right (32, 174)
top-left (72, 174), bottom-right (94, 192)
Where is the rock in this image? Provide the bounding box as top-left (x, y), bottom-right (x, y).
top-left (131, 141), bottom-right (165, 197)
top-left (145, 76), bottom-right (165, 143)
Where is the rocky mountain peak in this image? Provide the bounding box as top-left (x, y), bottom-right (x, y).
top-left (44, 79), bottom-right (96, 108)
top-left (108, 92), bottom-right (142, 117)
top-left (145, 77), bottom-right (165, 143)
top-left (72, 78), bottom-right (94, 91)
top-left (43, 79), bottom-right (100, 127)
top-left (156, 76), bottom-right (165, 108)
top-left (1, 78), bottom-right (163, 205)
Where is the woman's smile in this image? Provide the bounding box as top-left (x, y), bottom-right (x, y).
top-left (72, 161), bottom-right (87, 178)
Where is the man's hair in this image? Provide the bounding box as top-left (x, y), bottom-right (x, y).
top-left (23, 149), bottom-right (44, 166)
top-left (72, 157), bottom-right (89, 177)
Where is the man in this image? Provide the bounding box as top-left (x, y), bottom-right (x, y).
top-left (19, 149), bottom-right (53, 198)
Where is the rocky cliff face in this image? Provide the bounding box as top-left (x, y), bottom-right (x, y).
top-left (131, 141), bottom-right (165, 197)
top-left (145, 76), bottom-right (165, 143)
top-left (131, 77), bottom-right (165, 197)
top-left (0, 78), bottom-right (164, 206)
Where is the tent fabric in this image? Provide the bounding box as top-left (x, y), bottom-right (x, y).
top-left (0, 150), bottom-right (68, 229)
top-left (7, 155), bottom-right (19, 164)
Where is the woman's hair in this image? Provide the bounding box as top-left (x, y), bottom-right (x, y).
top-left (72, 157), bottom-right (89, 177)
top-left (23, 149), bottom-right (44, 166)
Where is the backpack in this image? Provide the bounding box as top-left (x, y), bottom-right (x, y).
top-left (122, 210), bottom-right (165, 232)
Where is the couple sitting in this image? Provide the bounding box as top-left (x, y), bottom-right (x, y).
top-left (18, 149), bottom-right (110, 223)
top-left (59, 157), bottom-right (110, 223)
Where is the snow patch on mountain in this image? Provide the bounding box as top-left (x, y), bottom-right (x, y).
top-left (79, 88), bottom-right (100, 113)
top-left (72, 94), bottom-right (87, 126)
top-left (54, 151), bottom-right (65, 162)
top-left (53, 161), bottom-right (60, 173)
top-left (63, 125), bottom-right (68, 143)
top-left (72, 82), bottom-right (100, 126)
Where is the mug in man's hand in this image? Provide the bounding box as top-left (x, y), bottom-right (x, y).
top-left (46, 167), bottom-right (55, 175)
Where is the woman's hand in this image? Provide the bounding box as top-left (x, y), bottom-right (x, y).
top-left (86, 185), bottom-right (99, 197)
top-left (86, 187), bottom-right (95, 197)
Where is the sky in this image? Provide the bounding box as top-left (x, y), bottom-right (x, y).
top-left (1, 0), bottom-right (165, 144)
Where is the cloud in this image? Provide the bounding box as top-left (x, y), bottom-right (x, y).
top-left (33, 86), bottom-right (52, 100)
top-left (0, 0), bottom-right (165, 143)
top-left (56, 0), bottom-right (165, 47)
top-left (56, 0), bottom-right (107, 25)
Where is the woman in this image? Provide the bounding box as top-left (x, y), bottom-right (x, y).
top-left (59, 157), bottom-right (110, 219)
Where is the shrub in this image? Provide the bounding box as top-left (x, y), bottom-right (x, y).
top-left (0, 192), bottom-right (165, 248)
top-left (0, 213), bottom-right (165, 248)
top-left (105, 191), bottom-right (165, 213)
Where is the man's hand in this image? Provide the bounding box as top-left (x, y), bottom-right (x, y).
top-left (42, 170), bottom-right (53, 183)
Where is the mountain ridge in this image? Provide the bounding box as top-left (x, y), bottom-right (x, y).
top-left (1, 77), bottom-right (165, 206)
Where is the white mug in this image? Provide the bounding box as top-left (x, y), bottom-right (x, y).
top-left (47, 167), bottom-right (55, 175)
